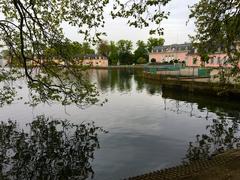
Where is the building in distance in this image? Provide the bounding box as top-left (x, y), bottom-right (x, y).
top-left (149, 43), bottom-right (231, 68)
top-left (82, 54), bottom-right (108, 67)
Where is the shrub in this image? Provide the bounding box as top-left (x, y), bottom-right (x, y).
top-left (137, 57), bottom-right (147, 64)
top-left (162, 61), bottom-right (169, 64)
top-left (174, 59), bottom-right (179, 63)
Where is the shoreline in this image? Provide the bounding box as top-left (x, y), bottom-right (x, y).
top-left (127, 149), bottom-right (240, 180)
top-left (90, 65), bottom-right (145, 69)
top-left (143, 72), bottom-right (240, 99)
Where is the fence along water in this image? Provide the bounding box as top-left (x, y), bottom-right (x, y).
top-left (144, 64), bottom-right (211, 78)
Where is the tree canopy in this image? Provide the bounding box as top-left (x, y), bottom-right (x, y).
top-left (44, 40), bottom-right (95, 61)
top-left (190, 0), bottom-right (240, 72)
top-left (108, 41), bottom-right (119, 65)
top-left (147, 37), bottom-right (165, 52)
top-left (96, 38), bottom-right (162, 65)
top-left (97, 40), bottom-right (110, 57)
top-left (117, 40), bottom-right (134, 65)
top-left (0, 0), bottom-right (171, 106)
top-left (134, 40), bottom-right (148, 64)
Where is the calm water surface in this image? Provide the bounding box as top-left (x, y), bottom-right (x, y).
top-left (1, 69), bottom-right (240, 179)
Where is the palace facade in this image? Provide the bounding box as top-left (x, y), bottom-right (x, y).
top-left (149, 43), bottom-right (231, 67)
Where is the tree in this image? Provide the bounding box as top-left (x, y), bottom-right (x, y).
top-left (192, 43), bottom-right (210, 66)
top-left (1, 49), bottom-right (11, 60)
top-left (147, 37), bottom-right (165, 52)
top-left (44, 40), bottom-right (95, 61)
top-left (134, 40), bottom-right (148, 63)
top-left (81, 42), bottom-right (95, 55)
top-left (189, 0), bottom-right (240, 82)
top-left (44, 39), bottom-right (77, 61)
top-left (97, 40), bottom-right (110, 57)
top-left (108, 41), bottom-right (119, 65)
top-left (117, 40), bottom-right (133, 65)
top-left (174, 59), bottom-right (179, 64)
top-left (0, 0), bottom-right (171, 106)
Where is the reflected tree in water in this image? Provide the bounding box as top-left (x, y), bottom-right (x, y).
top-left (133, 72), bottom-right (162, 95)
top-left (133, 71), bottom-right (145, 92)
top-left (117, 70), bottom-right (133, 92)
top-left (160, 87), bottom-right (240, 162)
top-left (96, 69), bottom-right (134, 93)
top-left (185, 115), bottom-right (240, 162)
top-left (96, 70), bottom-right (109, 93)
top-left (144, 81), bottom-right (162, 95)
top-left (91, 69), bottom-right (163, 95)
top-left (0, 115), bottom-right (106, 180)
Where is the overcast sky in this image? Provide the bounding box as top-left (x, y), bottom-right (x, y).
top-left (63, 0), bottom-right (199, 46)
top-left (0, 0), bottom-right (199, 48)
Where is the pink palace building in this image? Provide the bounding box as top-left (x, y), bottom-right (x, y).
top-left (149, 43), bottom-right (231, 68)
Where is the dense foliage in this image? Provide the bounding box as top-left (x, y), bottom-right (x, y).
top-left (190, 0), bottom-right (240, 82)
top-left (147, 37), bottom-right (165, 52)
top-left (44, 40), bottom-right (95, 61)
top-left (96, 38), bottom-right (164, 65)
top-left (134, 40), bottom-right (149, 64)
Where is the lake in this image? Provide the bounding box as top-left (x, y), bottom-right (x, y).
top-left (0, 69), bottom-right (240, 179)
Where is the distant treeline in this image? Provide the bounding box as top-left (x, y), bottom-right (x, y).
top-left (97, 38), bottom-right (164, 65)
top-left (1, 38), bottom-right (164, 66)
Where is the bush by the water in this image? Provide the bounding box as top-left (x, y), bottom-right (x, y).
top-left (137, 57), bottom-right (147, 64)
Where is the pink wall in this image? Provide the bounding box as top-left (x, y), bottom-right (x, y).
top-left (149, 51), bottom-right (189, 63)
top-left (149, 51), bottom-right (233, 68)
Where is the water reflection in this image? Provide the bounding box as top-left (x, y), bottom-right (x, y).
top-left (160, 89), bottom-right (240, 162)
top-left (0, 115), bottom-right (105, 180)
top-left (89, 69), bottom-right (134, 93)
top-left (184, 116), bottom-right (240, 162)
top-left (92, 69), bottom-right (162, 95)
top-left (92, 69), bottom-right (240, 162)
top-left (159, 87), bottom-right (240, 161)
top-left (1, 69), bottom-right (240, 179)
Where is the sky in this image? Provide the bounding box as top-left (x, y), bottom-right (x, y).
top-left (0, 0), bottom-right (199, 48)
top-left (63, 0), bottom-right (199, 46)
